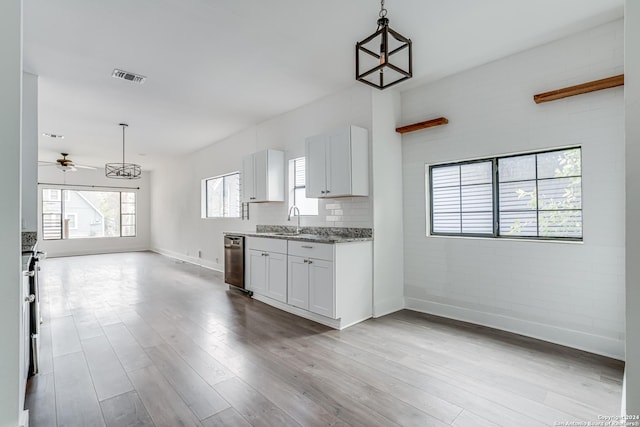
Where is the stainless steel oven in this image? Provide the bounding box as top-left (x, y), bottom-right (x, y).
top-left (224, 235), bottom-right (245, 290)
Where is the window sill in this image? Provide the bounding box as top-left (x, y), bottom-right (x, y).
top-left (426, 233), bottom-right (583, 245)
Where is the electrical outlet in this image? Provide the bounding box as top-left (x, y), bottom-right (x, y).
top-left (197, 250), bottom-right (202, 258)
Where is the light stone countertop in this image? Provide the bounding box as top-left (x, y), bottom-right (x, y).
top-left (224, 225), bottom-right (372, 243)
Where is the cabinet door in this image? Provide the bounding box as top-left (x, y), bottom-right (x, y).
top-left (287, 255), bottom-right (309, 310)
top-left (253, 150), bottom-right (268, 202)
top-left (326, 128), bottom-right (352, 197)
top-left (266, 251), bottom-right (287, 303)
top-left (305, 134), bottom-right (327, 198)
top-left (242, 154), bottom-right (255, 202)
top-left (308, 259), bottom-right (335, 318)
top-left (247, 249), bottom-right (267, 295)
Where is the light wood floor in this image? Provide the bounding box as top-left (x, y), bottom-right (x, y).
top-left (25, 251), bottom-right (624, 427)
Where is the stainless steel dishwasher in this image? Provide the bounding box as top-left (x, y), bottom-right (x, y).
top-left (224, 235), bottom-right (247, 292)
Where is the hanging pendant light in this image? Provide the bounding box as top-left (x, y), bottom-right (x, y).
top-left (356, 0), bottom-right (412, 90)
top-left (105, 123), bottom-right (142, 179)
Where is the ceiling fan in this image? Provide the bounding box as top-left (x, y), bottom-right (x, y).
top-left (38, 153), bottom-right (97, 172)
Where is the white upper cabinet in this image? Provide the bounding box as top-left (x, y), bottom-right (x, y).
top-left (242, 149), bottom-right (285, 202)
top-left (305, 125), bottom-right (369, 198)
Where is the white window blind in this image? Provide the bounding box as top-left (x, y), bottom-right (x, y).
top-left (431, 160), bottom-right (494, 235)
top-left (429, 147), bottom-right (582, 240)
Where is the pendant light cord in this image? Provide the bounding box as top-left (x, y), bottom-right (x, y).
top-left (379, 0), bottom-right (387, 18)
top-left (122, 125), bottom-right (125, 165)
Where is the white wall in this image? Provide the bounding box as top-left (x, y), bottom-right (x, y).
top-left (371, 90), bottom-right (405, 317)
top-left (37, 167), bottom-right (151, 257)
top-left (625, 0), bottom-right (640, 414)
top-left (150, 85), bottom-right (373, 271)
top-left (22, 72), bottom-right (38, 232)
top-left (401, 19), bottom-right (625, 359)
top-left (0, 0), bottom-right (22, 425)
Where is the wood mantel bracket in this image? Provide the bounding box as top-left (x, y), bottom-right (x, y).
top-left (533, 74), bottom-right (624, 104)
top-left (396, 117), bottom-right (449, 134)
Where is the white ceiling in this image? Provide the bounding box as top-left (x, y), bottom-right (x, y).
top-left (24, 0), bottom-right (623, 171)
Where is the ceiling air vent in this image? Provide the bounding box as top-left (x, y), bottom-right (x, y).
top-left (112, 69), bottom-right (146, 84)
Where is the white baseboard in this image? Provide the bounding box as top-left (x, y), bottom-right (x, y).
top-left (373, 296), bottom-right (405, 318)
top-left (151, 247), bottom-right (223, 272)
top-left (252, 293), bottom-right (372, 330)
top-left (44, 247), bottom-right (149, 258)
top-left (19, 409), bottom-right (29, 427)
top-left (405, 297), bottom-right (625, 360)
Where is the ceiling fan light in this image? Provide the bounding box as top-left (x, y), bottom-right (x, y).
top-left (56, 164), bottom-right (76, 172)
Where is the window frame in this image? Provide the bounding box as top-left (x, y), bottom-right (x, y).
top-left (203, 171), bottom-right (241, 219)
top-left (41, 188), bottom-right (137, 240)
top-left (428, 147), bottom-right (582, 242)
top-left (120, 192), bottom-right (137, 237)
top-left (288, 157), bottom-right (318, 216)
top-left (65, 212), bottom-right (78, 230)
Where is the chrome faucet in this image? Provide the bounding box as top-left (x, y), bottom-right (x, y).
top-left (288, 205), bottom-right (301, 234)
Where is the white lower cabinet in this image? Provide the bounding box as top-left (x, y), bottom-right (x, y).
top-left (287, 255), bottom-right (309, 309)
top-left (287, 255), bottom-right (334, 318)
top-left (247, 249), bottom-right (267, 295)
top-left (307, 258), bottom-right (334, 318)
top-left (265, 252), bottom-right (287, 302)
top-left (246, 237), bottom-right (287, 303)
top-left (245, 236), bottom-right (372, 329)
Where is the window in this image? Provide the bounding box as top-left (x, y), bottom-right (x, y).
top-left (204, 172), bottom-right (240, 218)
top-left (121, 192), bottom-right (137, 237)
top-left (431, 160), bottom-right (494, 236)
top-left (289, 157), bottom-right (318, 216)
top-left (42, 189), bottom-right (137, 240)
top-left (42, 189), bottom-right (62, 240)
top-left (429, 147), bottom-right (582, 240)
top-left (65, 213), bottom-right (78, 230)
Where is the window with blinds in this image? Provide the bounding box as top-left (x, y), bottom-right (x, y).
top-left (205, 172), bottom-right (240, 218)
top-left (429, 147), bottom-right (582, 240)
top-left (289, 157), bottom-right (318, 215)
top-left (431, 160), bottom-right (494, 236)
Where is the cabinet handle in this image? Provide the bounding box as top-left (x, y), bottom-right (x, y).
top-left (301, 245), bottom-right (313, 249)
top-left (250, 197), bottom-right (256, 200)
top-left (320, 190), bottom-right (326, 194)
top-left (326, 190), bottom-right (330, 194)
top-left (303, 259), bottom-right (308, 263)
top-left (308, 260), bottom-right (313, 264)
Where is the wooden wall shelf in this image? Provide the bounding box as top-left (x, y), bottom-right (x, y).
top-left (533, 74), bottom-right (624, 104)
top-left (396, 117), bottom-right (449, 134)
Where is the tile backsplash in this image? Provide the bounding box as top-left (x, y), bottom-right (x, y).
top-left (252, 196), bottom-right (372, 229)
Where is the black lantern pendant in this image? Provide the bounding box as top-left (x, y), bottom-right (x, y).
top-left (356, 0), bottom-right (412, 90)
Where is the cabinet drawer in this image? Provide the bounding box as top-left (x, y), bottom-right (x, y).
top-left (246, 237), bottom-right (287, 254)
top-left (288, 241), bottom-right (334, 261)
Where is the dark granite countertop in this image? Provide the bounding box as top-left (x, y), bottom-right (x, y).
top-left (224, 225), bottom-right (372, 243)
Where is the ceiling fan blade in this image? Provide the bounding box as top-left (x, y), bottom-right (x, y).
top-left (74, 165), bottom-right (98, 170)
top-left (38, 161), bottom-right (58, 167)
